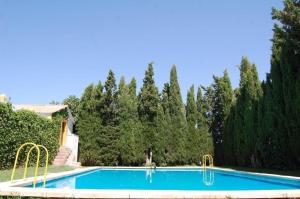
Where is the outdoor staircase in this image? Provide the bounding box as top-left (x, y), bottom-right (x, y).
top-left (52, 147), bottom-right (72, 166)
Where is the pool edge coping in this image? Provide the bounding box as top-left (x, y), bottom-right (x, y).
top-left (1, 187), bottom-right (300, 198)
top-left (1, 166), bottom-right (300, 198)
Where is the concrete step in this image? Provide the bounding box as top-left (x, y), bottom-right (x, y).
top-left (52, 146), bottom-right (72, 166)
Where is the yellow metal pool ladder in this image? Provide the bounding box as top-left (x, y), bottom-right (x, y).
top-left (202, 154), bottom-right (213, 168)
top-left (11, 142), bottom-right (49, 187)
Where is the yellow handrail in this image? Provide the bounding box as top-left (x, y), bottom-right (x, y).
top-left (11, 142), bottom-right (49, 188)
top-left (23, 145), bottom-right (49, 187)
top-left (11, 142), bottom-right (40, 187)
top-left (202, 154), bottom-right (213, 168)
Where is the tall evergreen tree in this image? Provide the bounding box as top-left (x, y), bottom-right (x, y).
top-left (160, 83), bottom-right (172, 164)
top-left (154, 102), bottom-right (169, 165)
top-left (233, 57), bottom-right (262, 166)
top-left (138, 63), bottom-right (159, 123)
top-left (195, 86), bottom-right (214, 164)
top-left (77, 84), bottom-right (103, 165)
top-left (94, 81), bottom-right (104, 115)
top-left (98, 70), bottom-right (119, 165)
top-left (116, 76), bottom-right (144, 165)
top-left (138, 63), bottom-right (161, 164)
top-left (196, 87), bottom-right (207, 129)
top-left (161, 83), bottom-right (170, 114)
top-left (102, 70), bottom-right (117, 125)
top-left (165, 65), bottom-right (187, 164)
top-left (186, 85), bottom-right (202, 164)
top-left (255, 76), bottom-right (288, 168)
top-left (128, 77), bottom-right (137, 97)
top-left (202, 86), bottom-right (214, 131)
top-left (186, 85), bottom-right (197, 129)
top-left (210, 70), bottom-right (234, 165)
top-left (223, 98), bottom-right (237, 165)
top-left (270, 0), bottom-right (300, 167)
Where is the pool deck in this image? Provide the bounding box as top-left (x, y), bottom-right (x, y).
top-left (1, 166), bottom-right (300, 198)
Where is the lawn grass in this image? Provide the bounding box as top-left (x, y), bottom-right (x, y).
top-left (0, 165), bottom-right (75, 182)
top-left (222, 166), bottom-right (300, 177)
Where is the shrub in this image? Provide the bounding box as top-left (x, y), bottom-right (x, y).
top-left (0, 103), bottom-right (60, 169)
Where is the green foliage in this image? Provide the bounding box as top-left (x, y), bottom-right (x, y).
top-left (3, 0), bottom-right (300, 171)
top-left (231, 57), bottom-right (262, 166)
top-left (186, 85), bottom-right (198, 164)
top-left (138, 63), bottom-right (160, 123)
top-left (75, 1), bottom-right (300, 169)
top-left (202, 86), bottom-right (214, 130)
top-left (117, 77), bottom-right (144, 165)
top-left (186, 85), bottom-right (213, 164)
top-left (0, 103), bottom-right (59, 169)
top-left (63, 95), bottom-right (80, 122)
top-left (77, 72), bottom-right (121, 166)
top-left (77, 112), bottom-right (102, 165)
top-left (222, 1), bottom-right (300, 169)
top-left (210, 70), bottom-right (234, 165)
top-left (99, 70), bottom-right (119, 165)
top-left (196, 87), bottom-right (207, 129)
top-left (137, 63), bottom-right (163, 164)
top-left (77, 83), bottom-right (102, 165)
top-left (266, 0), bottom-right (300, 168)
top-left (76, 64), bottom-right (215, 166)
top-left (164, 65), bottom-right (187, 165)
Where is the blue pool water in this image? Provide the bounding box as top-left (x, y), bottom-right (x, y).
top-left (31, 168), bottom-right (300, 190)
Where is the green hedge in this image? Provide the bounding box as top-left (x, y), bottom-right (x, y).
top-left (0, 103), bottom-right (60, 169)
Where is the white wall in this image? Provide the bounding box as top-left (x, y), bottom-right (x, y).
top-left (65, 107), bottom-right (79, 165)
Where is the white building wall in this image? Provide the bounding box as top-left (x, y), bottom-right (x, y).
top-left (65, 134), bottom-right (79, 165)
top-left (65, 112), bottom-right (79, 165)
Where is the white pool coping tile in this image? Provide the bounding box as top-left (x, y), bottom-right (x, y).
top-left (1, 166), bottom-right (300, 198)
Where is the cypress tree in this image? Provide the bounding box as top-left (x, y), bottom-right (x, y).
top-left (160, 83), bottom-right (172, 165)
top-left (94, 81), bottom-right (104, 115)
top-left (186, 85), bottom-right (202, 164)
top-left (211, 70), bottom-right (234, 165)
top-left (77, 84), bottom-right (103, 165)
top-left (186, 85), bottom-right (197, 131)
top-left (271, 0), bottom-right (300, 167)
top-left (195, 86), bottom-right (214, 163)
top-left (233, 57), bottom-right (262, 166)
top-left (154, 102), bottom-right (169, 165)
top-left (255, 75), bottom-right (288, 169)
top-left (128, 77), bottom-right (137, 97)
top-left (166, 65), bottom-right (187, 164)
top-left (99, 70), bottom-right (119, 165)
top-left (196, 87), bottom-right (207, 129)
top-left (138, 63), bottom-right (159, 122)
top-left (223, 98), bottom-right (237, 165)
top-left (138, 63), bottom-right (160, 164)
top-left (102, 70), bottom-right (117, 125)
top-left (202, 86), bottom-right (214, 131)
top-left (116, 77), bottom-right (144, 165)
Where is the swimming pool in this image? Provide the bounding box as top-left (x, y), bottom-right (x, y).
top-left (29, 168), bottom-right (300, 191)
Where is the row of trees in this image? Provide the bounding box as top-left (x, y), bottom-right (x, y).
top-left (221, 0), bottom-right (300, 169)
top-left (73, 66), bottom-right (213, 166)
top-left (64, 0), bottom-right (299, 169)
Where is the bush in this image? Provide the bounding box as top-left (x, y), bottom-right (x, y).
top-left (0, 103), bottom-right (60, 169)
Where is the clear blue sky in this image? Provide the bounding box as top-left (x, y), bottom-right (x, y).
top-left (0, 0), bottom-right (283, 104)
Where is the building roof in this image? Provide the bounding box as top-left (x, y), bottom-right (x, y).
top-left (13, 104), bottom-right (68, 114)
top-left (0, 94), bottom-right (9, 103)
